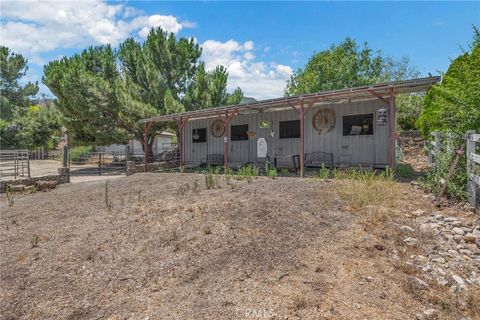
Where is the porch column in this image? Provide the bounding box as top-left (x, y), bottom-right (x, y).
top-left (174, 116), bottom-right (190, 170)
top-left (299, 99), bottom-right (305, 177)
top-left (223, 110), bottom-right (228, 173)
top-left (388, 88), bottom-right (396, 170)
top-left (143, 122), bottom-right (149, 172)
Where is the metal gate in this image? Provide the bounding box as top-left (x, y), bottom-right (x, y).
top-left (0, 150), bottom-right (30, 179)
top-left (69, 151), bottom-right (127, 176)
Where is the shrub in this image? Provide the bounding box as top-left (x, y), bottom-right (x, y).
top-left (69, 146), bottom-right (94, 162)
top-left (236, 165), bottom-right (259, 180)
top-left (316, 164), bottom-right (330, 179)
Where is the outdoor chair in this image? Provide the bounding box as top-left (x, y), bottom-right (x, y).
top-left (200, 153), bottom-right (224, 167)
top-left (304, 151), bottom-right (334, 169)
top-left (272, 154), bottom-right (300, 171)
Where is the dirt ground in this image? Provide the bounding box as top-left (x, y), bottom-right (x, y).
top-left (1, 172), bottom-right (478, 320)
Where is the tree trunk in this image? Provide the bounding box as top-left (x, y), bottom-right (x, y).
top-left (141, 134), bottom-right (155, 163)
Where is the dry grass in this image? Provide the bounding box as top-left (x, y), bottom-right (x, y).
top-left (333, 173), bottom-right (402, 222)
top-left (0, 173), bottom-right (477, 319)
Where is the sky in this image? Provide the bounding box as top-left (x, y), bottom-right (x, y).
top-left (1, 0), bottom-right (479, 100)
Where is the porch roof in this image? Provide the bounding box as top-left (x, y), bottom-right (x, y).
top-left (139, 76), bottom-right (440, 123)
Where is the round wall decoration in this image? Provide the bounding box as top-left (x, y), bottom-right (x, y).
top-left (210, 119), bottom-right (225, 137)
top-left (312, 108), bottom-right (336, 134)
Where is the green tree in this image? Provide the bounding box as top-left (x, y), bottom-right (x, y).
top-left (417, 27), bottom-right (480, 137)
top-left (285, 38), bottom-right (419, 95)
top-left (0, 46), bottom-right (39, 121)
top-left (43, 45), bottom-right (125, 145)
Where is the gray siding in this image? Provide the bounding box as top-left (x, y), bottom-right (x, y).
top-left (184, 100), bottom-right (390, 166)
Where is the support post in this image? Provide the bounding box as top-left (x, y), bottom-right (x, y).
top-left (125, 144), bottom-right (130, 175)
top-left (27, 150), bottom-right (30, 178)
top-left (466, 130), bottom-right (476, 206)
top-left (388, 88), bottom-right (396, 171)
top-left (223, 110), bottom-right (229, 174)
top-left (179, 116), bottom-right (184, 169)
top-left (62, 145), bottom-right (68, 168)
top-left (144, 122), bottom-right (148, 172)
top-left (299, 99), bottom-right (305, 178)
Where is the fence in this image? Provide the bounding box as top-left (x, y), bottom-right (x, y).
top-left (427, 131), bottom-right (479, 210)
top-left (68, 150), bottom-right (128, 176)
top-left (466, 131), bottom-right (480, 209)
top-left (0, 150), bottom-right (30, 179)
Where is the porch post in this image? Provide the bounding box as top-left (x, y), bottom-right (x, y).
top-left (388, 88), bottom-right (396, 170)
top-left (143, 122), bottom-right (148, 172)
top-left (299, 99), bottom-right (305, 177)
top-left (223, 110), bottom-right (229, 174)
top-left (179, 115), bottom-right (184, 169)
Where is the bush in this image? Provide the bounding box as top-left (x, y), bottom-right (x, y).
top-left (69, 146), bottom-right (93, 162)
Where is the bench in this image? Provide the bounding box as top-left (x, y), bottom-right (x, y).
top-left (304, 151), bottom-right (334, 169)
top-left (200, 154), bottom-right (224, 167)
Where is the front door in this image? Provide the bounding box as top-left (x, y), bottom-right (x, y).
top-left (229, 124), bottom-right (250, 162)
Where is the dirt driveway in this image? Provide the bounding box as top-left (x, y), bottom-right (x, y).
top-left (0, 173), bottom-right (478, 319)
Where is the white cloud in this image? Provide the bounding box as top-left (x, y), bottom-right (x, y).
top-left (201, 39), bottom-right (293, 99)
top-left (0, 0), bottom-right (190, 56)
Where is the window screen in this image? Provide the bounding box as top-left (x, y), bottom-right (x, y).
top-left (343, 114), bottom-right (374, 136)
top-left (231, 124), bottom-right (248, 141)
top-left (192, 128), bottom-right (207, 143)
top-left (279, 120), bottom-right (300, 139)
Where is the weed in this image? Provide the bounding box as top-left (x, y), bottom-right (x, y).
top-left (192, 179), bottom-right (199, 192)
top-left (395, 163), bottom-right (415, 179)
top-left (236, 165), bottom-right (259, 181)
top-left (316, 164), bottom-right (330, 179)
top-left (205, 173), bottom-right (216, 189)
top-left (30, 235), bottom-right (39, 248)
top-left (27, 186), bottom-right (37, 193)
top-left (105, 181), bottom-right (112, 208)
top-left (176, 183), bottom-right (191, 196)
top-left (5, 185), bottom-right (14, 207)
top-left (280, 168), bottom-right (290, 175)
top-left (266, 166), bottom-right (277, 179)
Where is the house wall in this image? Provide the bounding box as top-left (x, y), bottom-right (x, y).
top-left (183, 100), bottom-right (390, 167)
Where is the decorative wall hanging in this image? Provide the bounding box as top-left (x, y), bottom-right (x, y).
top-left (210, 119), bottom-right (225, 137)
top-left (312, 108), bottom-right (336, 134)
top-left (247, 131), bottom-right (256, 137)
top-left (259, 120), bottom-right (272, 129)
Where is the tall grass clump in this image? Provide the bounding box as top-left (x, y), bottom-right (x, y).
top-left (333, 168), bottom-right (400, 221)
top-left (236, 165), bottom-right (259, 181)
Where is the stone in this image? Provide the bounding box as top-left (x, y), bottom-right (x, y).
top-left (13, 184), bottom-right (26, 192)
top-left (453, 235), bottom-right (464, 243)
top-left (408, 276), bottom-right (429, 290)
top-left (459, 249), bottom-right (472, 256)
top-left (431, 257), bottom-right (446, 264)
top-left (400, 225), bottom-right (415, 233)
top-left (450, 220), bottom-right (463, 226)
top-left (464, 233), bottom-right (478, 244)
top-left (444, 217), bottom-right (459, 222)
top-left (35, 180), bottom-right (57, 191)
top-left (465, 244), bottom-right (480, 255)
top-left (452, 227), bottom-right (465, 235)
top-left (452, 275), bottom-right (465, 286)
top-left (403, 237), bottom-right (418, 246)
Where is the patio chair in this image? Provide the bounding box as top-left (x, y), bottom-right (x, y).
top-left (200, 153), bottom-right (224, 167)
top-left (304, 151), bottom-right (334, 169)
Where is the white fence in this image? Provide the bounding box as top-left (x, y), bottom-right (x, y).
top-left (466, 131), bottom-right (480, 209)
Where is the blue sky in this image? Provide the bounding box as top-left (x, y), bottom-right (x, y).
top-left (1, 1), bottom-right (478, 99)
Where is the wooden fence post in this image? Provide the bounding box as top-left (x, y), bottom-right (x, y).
top-left (466, 130), bottom-right (476, 207)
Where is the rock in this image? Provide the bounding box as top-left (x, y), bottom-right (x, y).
top-left (464, 233), bottom-right (477, 244)
top-left (416, 255), bottom-right (428, 263)
top-left (459, 249), bottom-right (472, 256)
top-left (453, 235), bottom-right (464, 243)
top-left (444, 217), bottom-right (459, 222)
top-left (35, 180), bottom-right (57, 191)
top-left (465, 244), bottom-right (480, 255)
top-left (413, 209), bottom-right (425, 216)
top-left (452, 275), bottom-right (465, 286)
top-left (452, 227), bottom-right (465, 235)
top-left (400, 225), bottom-right (415, 233)
top-left (408, 276), bottom-right (429, 290)
top-left (403, 237), bottom-right (418, 246)
top-left (419, 223), bottom-right (438, 233)
top-left (415, 309), bottom-right (438, 320)
top-left (431, 257), bottom-right (446, 264)
top-left (13, 184), bottom-right (26, 192)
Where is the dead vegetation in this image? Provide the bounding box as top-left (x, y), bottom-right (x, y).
top-left (0, 173), bottom-right (478, 319)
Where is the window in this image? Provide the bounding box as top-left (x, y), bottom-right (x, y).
top-left (279, 120), bottom-right (300, 139)
top-left (192, 128), bottom-right (207, 143)
top-left (231, 124), bottom-right (248, 141)
top-left (343, 113), bottom-right (374, 136)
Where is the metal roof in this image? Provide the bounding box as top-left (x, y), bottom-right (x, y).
top-left (140, 76), bottom-right (440, 123)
